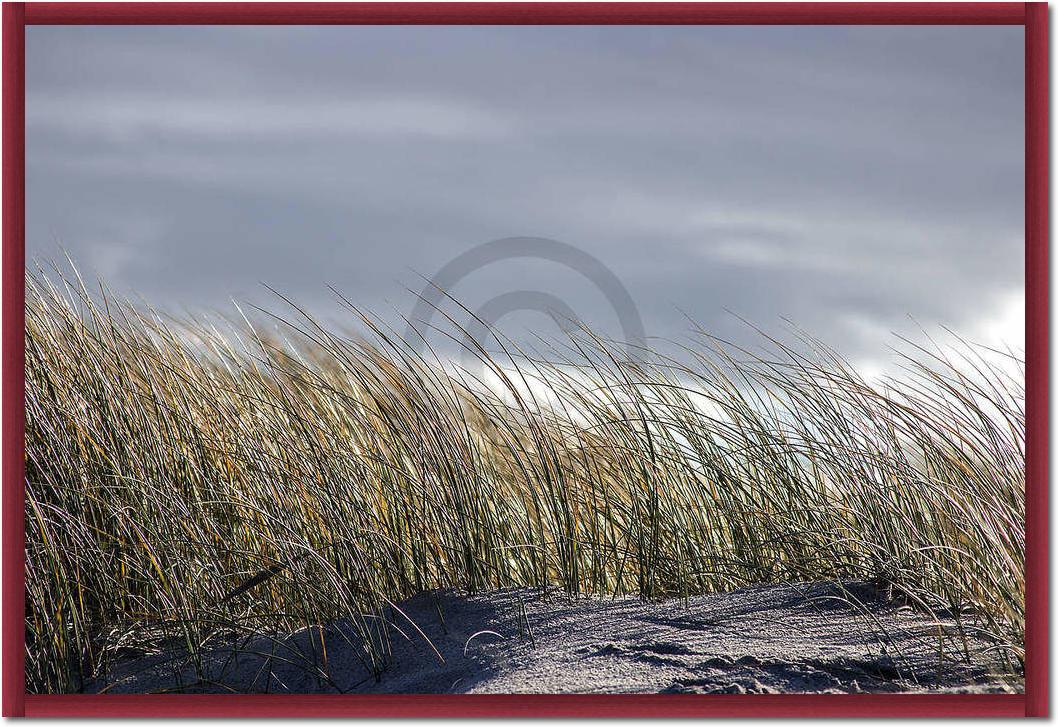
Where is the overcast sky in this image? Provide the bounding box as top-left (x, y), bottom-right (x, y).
top-left (26, 25), bottom-right (1024, 369)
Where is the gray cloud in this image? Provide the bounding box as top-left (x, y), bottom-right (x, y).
top-left (26, 25), bottom-right (1024, 365)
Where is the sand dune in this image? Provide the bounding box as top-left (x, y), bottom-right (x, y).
top-left (94, 582), bottom-right (1020, 695)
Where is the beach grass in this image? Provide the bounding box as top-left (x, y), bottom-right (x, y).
top-left (24, 266), bottom-right (1024, 693)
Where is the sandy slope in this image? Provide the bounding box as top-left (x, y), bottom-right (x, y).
top-left (92, 582), bottom-right (1020, 694)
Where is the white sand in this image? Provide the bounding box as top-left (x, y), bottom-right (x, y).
top-left (92, 581), bottom-right (1020, 694)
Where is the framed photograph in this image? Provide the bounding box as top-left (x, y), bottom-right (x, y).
top-left (2, 1), bottom-right (1048, 718)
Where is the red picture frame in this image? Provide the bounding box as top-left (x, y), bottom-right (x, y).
top-left (1, 2), bottom-right (1048, 718)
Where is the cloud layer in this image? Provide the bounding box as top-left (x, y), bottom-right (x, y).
top-left (26, 25), bottom-right (1024, 365)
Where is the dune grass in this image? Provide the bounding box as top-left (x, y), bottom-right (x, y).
top-left (24, 266), bottom-right (1024, 693)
